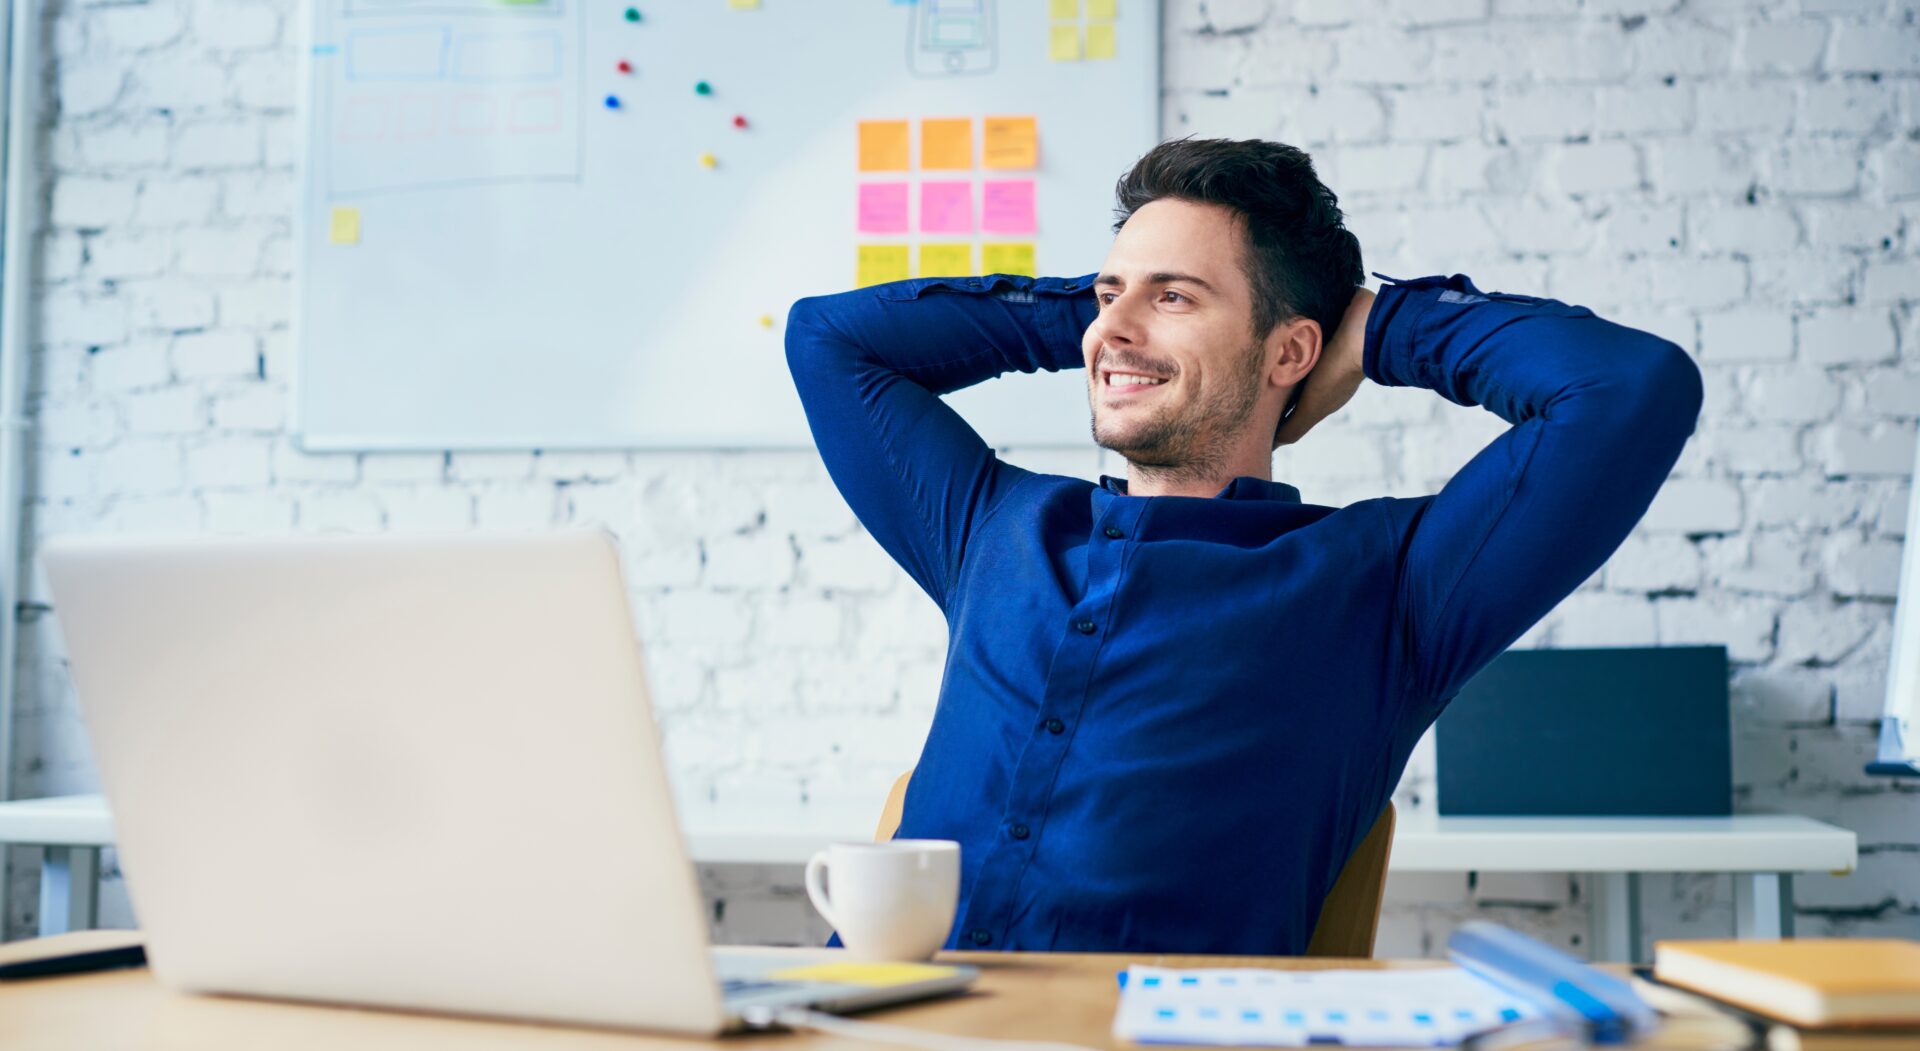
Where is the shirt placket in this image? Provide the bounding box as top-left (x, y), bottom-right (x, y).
top-left (955, 494), bottom-right (1150, 949)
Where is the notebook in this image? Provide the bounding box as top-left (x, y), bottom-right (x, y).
top-left (1111, 966), bottom-right (1540, 1047)
top-left (1652, 939), bottom-right (1920, 1028)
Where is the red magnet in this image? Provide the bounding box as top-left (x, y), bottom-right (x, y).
top-left (732, 115), bottom-right (747, 129)
top-left (617, 59), bottom-right (633, 73)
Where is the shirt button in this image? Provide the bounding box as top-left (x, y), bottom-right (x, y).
top-left (969, 928), bottom-right (992, 946)
top-left (1104, 525), bottom-right (1124, 539)
top-left (1010, 823), bottom-right (1030, 840)
top-left (1045, 718), bottom-right (1065, 735)
top-left (1074, 619), bottom-right (1096, 634)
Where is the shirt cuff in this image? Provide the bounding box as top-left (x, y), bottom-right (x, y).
top-left (1361, 271), bottom-right (1444, 390)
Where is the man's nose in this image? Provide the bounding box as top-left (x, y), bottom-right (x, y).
top-left (1093, 291), bottom-right (1146, 347)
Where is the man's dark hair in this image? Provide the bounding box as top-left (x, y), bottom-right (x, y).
top-left (1111, 137), bottom-right (1365, 434)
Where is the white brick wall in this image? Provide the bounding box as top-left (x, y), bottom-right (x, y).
top-left (6, 0), bottom-right (1918, 953)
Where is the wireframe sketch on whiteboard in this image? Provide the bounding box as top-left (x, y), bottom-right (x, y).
top-left (910, 0), bottom-right (995, 77)
top-left (319, 0), bottom-right (581, 197)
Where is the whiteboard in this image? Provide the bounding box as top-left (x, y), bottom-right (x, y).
top-left (293, 0), bottom-right (1161, 450)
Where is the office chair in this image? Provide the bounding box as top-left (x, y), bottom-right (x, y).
top-left (873, 771), bottom-right (1396, 959)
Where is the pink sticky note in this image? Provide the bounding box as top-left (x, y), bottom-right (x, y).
top-left (857, 182), bottom-right (909, 233)
top-left (920, 181), bottom-right (973, 234)
top-left (982, 179), bottom-right (1036, 234)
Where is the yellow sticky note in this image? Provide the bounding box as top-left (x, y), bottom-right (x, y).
top-left (858, 120), bottom-right (910, 172)
top-left (728, 0), bottom-right (760, 6)
top-left (1049, 0), bottom-right (1079, 18)
top-left (856, 244), bottom-right (911, 288)
top-left (767, 962), bottom-right (962, 988)
top-left (983, 116), bottom-right (1038, 170)
top-left (1049, 23), bottom-right (1081, 61)
top-left (1088, 0), bottom-right (1117, 18)
top-left (329, 206), bottom-right (360, 246)
top-left (1086, 22), bottom-right (1116, 59)
top-left (982, 242), bottom-right (1035, 277)
top-left (921, 117), bottom-right (973, 170)
top-left (919, 243), bottom-right (973, 277)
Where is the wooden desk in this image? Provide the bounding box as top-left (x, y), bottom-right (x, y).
top-left (0, 938), bottom-right (1688, 1051)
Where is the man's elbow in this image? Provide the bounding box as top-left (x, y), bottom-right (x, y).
top-left (1609, 334), bottom-right (1704, 453)
top-left (784, 295), bottom-right (831, 376)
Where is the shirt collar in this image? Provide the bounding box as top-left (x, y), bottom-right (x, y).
top-left (1097, 474), bottom-right (1302, 503)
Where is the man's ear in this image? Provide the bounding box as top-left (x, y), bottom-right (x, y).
top-left (1266, 316), bottom-right (1322, 391)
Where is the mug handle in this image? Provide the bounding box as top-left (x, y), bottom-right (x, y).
top-left (804, 850), bottom-right (841, 933)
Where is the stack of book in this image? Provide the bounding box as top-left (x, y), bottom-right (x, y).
top-left (1651, 938), bottom-right (1920, 1050)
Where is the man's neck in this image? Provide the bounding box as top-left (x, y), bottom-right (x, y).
top-left (1124, 453), bottom-right (1272, 498)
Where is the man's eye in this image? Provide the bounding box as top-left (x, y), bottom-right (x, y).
top-left (1163, 291), bottom-right (1187, 303)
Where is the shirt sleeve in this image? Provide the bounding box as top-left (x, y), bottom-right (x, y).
top-left (784, 272), bottom-right (1099, 612)
top-left (1363, 272), bottom-right (1705, 708)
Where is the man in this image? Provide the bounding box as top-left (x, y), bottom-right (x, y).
top-left (784, 137), bottom-right (1702, 955)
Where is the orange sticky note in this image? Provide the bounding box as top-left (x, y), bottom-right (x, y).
top-left (857, 244), bottom-right (911, 288)
top-left (982, 242), bottom-right (1035, 277)
top-left (983, 116), bottom-right (1038, 170)
top-left (1086, 21), bottom-right (1116, 59)
top-left (920, 243), bottom-right (973, 277)
top-left (921, 117), bottom-right (972, 170)
top-left (858, 120), bottom-right (910, 172)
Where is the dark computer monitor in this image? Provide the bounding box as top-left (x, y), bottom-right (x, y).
top-left (1435, 645), bottom-right (1732, 817)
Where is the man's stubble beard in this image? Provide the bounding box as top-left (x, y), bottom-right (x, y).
top-left (1089, 337), bottom-right (1267, 482)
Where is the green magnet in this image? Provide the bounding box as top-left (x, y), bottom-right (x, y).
top-left (623, 6), bottom-right (640, 21)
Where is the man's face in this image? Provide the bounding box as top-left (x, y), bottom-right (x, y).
top-left (1082, 199), bottom-right (1272, 469)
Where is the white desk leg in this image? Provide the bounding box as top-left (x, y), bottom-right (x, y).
top-left (38, 846), bottom-right (100, 936)
top-left (1734, 872), bottom-right (1794, 940)
top-left (1588, 872), bottom-right (1641, 963)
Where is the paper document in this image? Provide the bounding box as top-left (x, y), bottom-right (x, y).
top-left (1113, 965), bottom-right (1541, 1047)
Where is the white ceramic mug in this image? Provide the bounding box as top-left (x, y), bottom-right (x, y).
top-left (804, 839), bottom-right (960, 961)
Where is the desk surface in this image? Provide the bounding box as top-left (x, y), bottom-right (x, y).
top-left (1, 936), bottom-right (1731, 1051)
top-left (0, 794), bottom-right (1858, 873)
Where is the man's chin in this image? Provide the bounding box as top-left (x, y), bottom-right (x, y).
top-left (1091, 419), bottom-right (1163, 460)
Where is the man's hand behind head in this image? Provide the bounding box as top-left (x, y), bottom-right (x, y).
top-left (1274, 287), bottom-right (1374, 448)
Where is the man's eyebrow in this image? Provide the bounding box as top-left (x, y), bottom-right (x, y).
top-left (1092, 272), bottom-right (1219, 294)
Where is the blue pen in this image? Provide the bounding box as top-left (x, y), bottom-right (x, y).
top-left (1446, 921), bottom-right (1657, 1045)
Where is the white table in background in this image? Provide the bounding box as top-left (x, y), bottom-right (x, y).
top-left (0, 795), bottom-right (114, 937)
top-left (1389, 811), bottom-right (1856, 961)
top-left (0, 795), bottom-right (1856, 962)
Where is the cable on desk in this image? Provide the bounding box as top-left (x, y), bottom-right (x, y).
top-left (745, 1007), bottom-right (1106, 1051)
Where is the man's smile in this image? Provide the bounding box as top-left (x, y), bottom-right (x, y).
top-left (1097, 357), bottom-right (1175, 399)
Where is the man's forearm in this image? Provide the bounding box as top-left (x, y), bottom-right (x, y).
top-left (1362, 274), bottom-right (1701, 443)
top-left (786, 273), bottom-right (1096, 398)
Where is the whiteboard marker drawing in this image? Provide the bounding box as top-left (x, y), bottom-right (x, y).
top-left (910, 0), bottom-right (995, 78)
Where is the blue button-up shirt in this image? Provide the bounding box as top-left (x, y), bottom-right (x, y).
top-left (784, 270), bottom-right (1702, 955)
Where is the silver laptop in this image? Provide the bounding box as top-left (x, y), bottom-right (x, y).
top-left (40, 528), bottom-right (974, 1035)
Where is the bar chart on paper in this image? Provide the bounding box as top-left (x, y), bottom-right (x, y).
top-left (295, 0), bottom-right (1160, 450)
